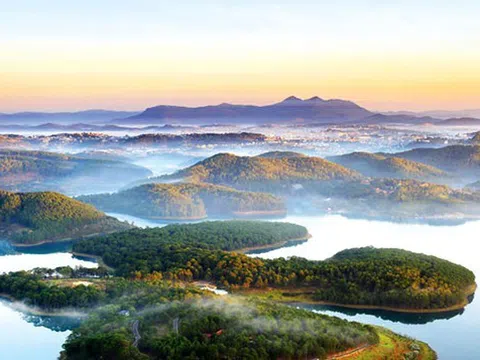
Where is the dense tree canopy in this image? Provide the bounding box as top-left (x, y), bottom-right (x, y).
top-left (73, 222), bottom-right (475, 310)
top-left (0, 190), bottom-right (131, 244)
top-left (77, 183), bottom-right (286, 220)
top-left (328, 152), bottom-right (446, 181)
top-left (61, 297), bottom-right (379, 360)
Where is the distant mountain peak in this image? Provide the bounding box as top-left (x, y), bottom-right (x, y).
top-left (281, 96), bottom-right (303, 103)
top-left (306, 96), bottom-right (324, 102)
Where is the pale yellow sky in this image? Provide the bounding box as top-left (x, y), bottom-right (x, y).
top-left (1, 1), bottom-right (480, 112)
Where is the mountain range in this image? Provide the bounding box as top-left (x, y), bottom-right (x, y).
top-left (2, 98), bottom-right (480, 126)
top-left (0, 110), bottom-right (139, 125)
top-left (119, 96), bottom-right (373, 125)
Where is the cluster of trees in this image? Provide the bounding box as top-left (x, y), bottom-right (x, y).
top-left (74, 220), bottom-right (308, 254)
top-left (393, 145), bottom-right (480, 175)
top-left (0, 271), bottom-right (105, 309)
top-left (144, 151), bottom-right (479, 212)
top-left (32, 265), bottom-right (111, 279)
top-left (78, 183), bottom-right (286, 220)
top-left (328, 152), bottom-right (446, 181)
top-left (73, 222), bottom-right (475, 310)
top-left (0, 190), bottom-right (131, 244)
top-left (0, 269), bottom-right (206, 310)
top-left (61, 298), bottom-right (379, 360)
top-left (123, 132), bottom-right (267, 147)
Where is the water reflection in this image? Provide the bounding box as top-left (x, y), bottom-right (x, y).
top-left (255, 215), bottom-right (480, 360)
top-left (296, 303), bottom-right (464, 325)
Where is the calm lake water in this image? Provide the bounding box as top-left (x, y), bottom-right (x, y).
top-left (0, 216), bottom-right (478, 359)
top-left (0, 241), bottom-right (96, 360)
top-left (257, 216), bottom-right (480, 360)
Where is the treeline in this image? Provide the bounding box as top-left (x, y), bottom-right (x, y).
top-left (0, 190), bottom-right (131, 244)
top-left (74, 220), bottom-right (308, 255)
top-left (78, 183), bottom-right (286, 220)
top-left (0, 271), bottom-right (105, 309)
top-left (61, 298), bottom-right (379, 360)
top-left (73, 222), bottom-right (475, 310)
top-left (0, 270), bottom-right (206, 310)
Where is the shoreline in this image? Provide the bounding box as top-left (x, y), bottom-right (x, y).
top-left (10, 228), bottom-right (129, 248)
top-left (70, 252), bottom-right (114, 272)
top-left (236, 234), bottom-right (312, 254)
top-left (239, 283), bottom-right (477, 314)
top-left (111, 210), bottom-right (287, 222)
top-left (0, 294), bottom-right (87, 317)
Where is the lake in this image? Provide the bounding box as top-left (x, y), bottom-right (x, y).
top-left (256, 216), bottom-right (480, 360)
top-left (0, 215), bottom-right (478, 359)
top-left (0, 240), bottom-right (97, 360)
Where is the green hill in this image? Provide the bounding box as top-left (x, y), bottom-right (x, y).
top-left (77, 183), bottom-right (286, 220)
top-left (137, 152), bottom-right (362, 193)
top-left (390, 145), bottom-right (480, 177)
top-left (0, 190), bottom-right (132, 245)
top-left (0, 149), bottom-right (152, 194)
top-left (328, 152), bottom-right (447, 181)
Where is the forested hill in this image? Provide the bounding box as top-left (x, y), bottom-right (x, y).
top-left (73, 222), bottom-right (476, 311)
top-left (0, 190), bottom-right (132, 245)
top-left (328, 152), bottom-right (447, 181)
top-left (61, 297), bottom-right (381, 360)
top-left (389, 145), bottom-right (480, 176)
top-left (74, 221), bottom-right (308, 255)
top-left (149, 152), bottom-right (362, 191)
top-left (77, 183), bottom-right (286, 220)
top-left (0, 149), bottom-right (152, 194)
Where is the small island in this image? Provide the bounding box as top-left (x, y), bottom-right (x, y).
top-left (0, 190), bottom-right (132, 246)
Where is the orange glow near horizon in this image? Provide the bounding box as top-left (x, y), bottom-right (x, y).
top-left (1, 15), bottom-right (480, 113)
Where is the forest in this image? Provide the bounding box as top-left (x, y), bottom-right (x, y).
top-left (77, 183), bottom-right (286, 220)
top-left (72, 222), bottom-right (475, 310)
top-left (60, 295), bottom-right (379, 360)
top-left (328, 152), bottom-right (447, 181)
top-left (149, 152), bottom-right (362, 189)
top-left (0, 190), bottom-right (131, 244)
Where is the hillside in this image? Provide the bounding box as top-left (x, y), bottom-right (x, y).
top-left (0, 269), bottom-right (436, 359)
top-left (0, 190), bottom-right (132, 245)
top-left (0, 149), bottom-right (152, 194)
top-left (328, 152), bottom-right (447, 181)
top-left (389, 145), bottom-right (480, 178)
top-left (156, 152), bottom-right (362, 192)
top-left (303, 178), bottom-right (480, 223)
top-left (77, 183), bottom-right (286, 220)
top-left (437, 117), bottom-right (480, 126)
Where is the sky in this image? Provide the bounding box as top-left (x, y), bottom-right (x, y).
top-left (1, 0), bottom-right (480, 112)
